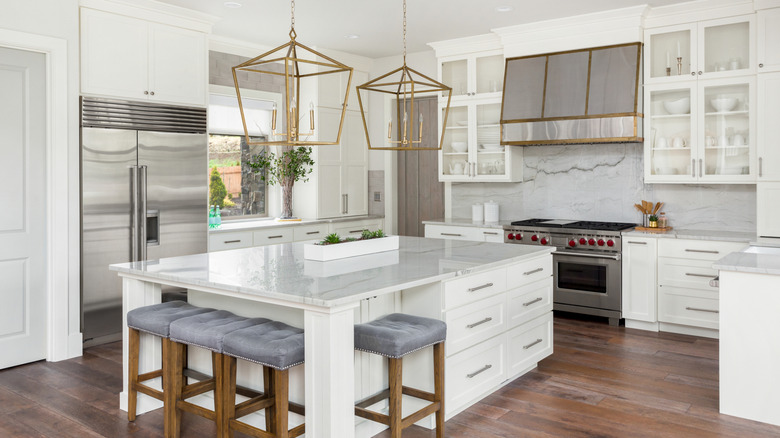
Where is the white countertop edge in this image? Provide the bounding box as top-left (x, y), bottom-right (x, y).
top-left (209, 215), bottom-right (385, 233)
top-left (622, 229), bottom-right (755, 243)
top-left (713, 251), bottom-right (780, 276)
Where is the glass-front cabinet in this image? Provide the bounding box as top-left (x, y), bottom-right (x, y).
top-left (441, 52), bottom-right (504, 99)
top-left (645, 77), bottom-right (756, 183)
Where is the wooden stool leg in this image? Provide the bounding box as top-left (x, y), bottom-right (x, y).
top-left (388, 357), bottom-right (403, 438)
top-left (264, 366), bottom-right (277, 434)
top-left (222, 355), bottom-right (237, 438)
top-left (164, 339), bottom-right (184, 438)
top-left (127, 327), bottom-right (140, 422)
top-left (273, 368), bottom-right (290, 438)
top-left (433, 342), bottom-right (445, 438)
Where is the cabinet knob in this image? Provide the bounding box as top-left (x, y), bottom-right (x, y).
top-left (144, 91), bottom-right (149, 95)
top-left (691, 72), bottom-right (696, 76)
top-left (150, 91), bottom-right (155, 96)
top-left (698, 71), bottom-right (703, 75)
top-left (759, 63), bottom-right (764, 68)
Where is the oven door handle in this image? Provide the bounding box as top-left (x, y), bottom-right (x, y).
top-left (555, 251), bottom-right (621, 261)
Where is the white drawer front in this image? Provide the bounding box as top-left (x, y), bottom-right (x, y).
top-left (658, 258), bottom-right (720, 291)
top-left (425, 224), bottom-right (481, 241)
top-left (332, 220), bottom-right (383, 238)
top-left (658, 287), bottom-right (719, 329)
top-left (209, 231), bottom-right (253, 251)
top-left (443, 267), bottom-right (507, 310)
top-left (479, 228), bottom-right (504, 243)
top-left (293, 224), bottom-right (329, 242)
top-left (445, 293), bottom-right (507, 355)
top-left (658, 239), bottom-right (747, 261)
top-left (506, 256), bottom-right (552, 290)
top-left (507, 312), bottom-right (553, 377)
top-left (507, 278), bottom-right (553, 330)
top-left (446, 334), bottom-right (506, 415)
top-left (253, 228), bottom-right (293, 245)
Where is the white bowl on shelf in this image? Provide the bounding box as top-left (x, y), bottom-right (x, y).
top-left (455, 120), bottom-right (468, 126)
top-left (662, 97), bottom-right (690, 115)
top-left (451, 142), bottom-right (468, 152)
top-left (710, 97), bottom-right (738, 112)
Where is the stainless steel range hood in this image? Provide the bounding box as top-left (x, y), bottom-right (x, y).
top-left (501, 42), bottom-right (643, 145)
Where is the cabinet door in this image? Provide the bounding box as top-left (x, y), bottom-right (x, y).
top-left (316, 108), bottom-right (344, 218)
top-left (645, 82), bottom-right (697, 182)
top-left (81, 8), bottom-right (149, 100)
top-left (343, 111), bottom-right (368, 216)
top-left (149, 24), bottom-right (206, 106)
top-left (757, 182), bottom-right (780, 238)
top-left (645, 23), bottom-right (697, 83)
top-left (758, 8), bottom-right (780, 72)
top-left (758, 73), bottom-right (780, 180)
top-left (698, 15), bottom-right (755, 78)
top-left (440, 104), bottom-right (470, 181)
top-left (622, 237), bottom-right (658, 322)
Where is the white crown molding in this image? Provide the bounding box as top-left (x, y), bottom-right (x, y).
top-left (427, 33), bottom-right (502, 58)
top-left (79, 0), bottom-right (219, 33)
top-left (493, 5), bottom-right (647, 57)
top-left (643, 0), bottom-right (755, 29)
top-left (755, 0), bottom-right (780, 10)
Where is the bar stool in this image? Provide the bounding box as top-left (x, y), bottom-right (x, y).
top-left (221, 320), bottom-right (306, 438)
top-left (166, 310), bottom-right (270, 438)
top-left (353, 313), bottom-right (447, 438)
top-left (126, 301), bottom-right (214, 422)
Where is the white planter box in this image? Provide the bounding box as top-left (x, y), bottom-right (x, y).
top-left (303, 235), bottom-right (400, 261)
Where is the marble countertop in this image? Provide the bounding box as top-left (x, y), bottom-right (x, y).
top-left (713, 247), bottom-right (780, 276)
top-left (622, 229), bottom-right (755, 243)
top-left (110, 236), bottom-right (555, 308)
top-left (422, 218), bottom-right (510, 229)
top-left (210, 215), bottom-right (384, 234)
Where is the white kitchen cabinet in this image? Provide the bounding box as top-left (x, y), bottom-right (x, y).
top-left (757, 72), bottom-right (780, 180)
top-left (644, 76), bottom-right (756, 183)
top-left (319, 67), bottom-right (368, 112)
top-left (757, 8), bottom-right (780, 73)
top-left (644, 15), bottom-right (755, 84)
top-left (621, 237), bottom-right (658, 326)
top-left (424, 224), bottom-right (505, 243)
top-left (80, 8), bottom-right (207, 106)
top-left (757, 182), bottom-right (780, 237)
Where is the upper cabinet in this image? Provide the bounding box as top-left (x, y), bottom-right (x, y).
top-left (441, 52), bottom-right (504, 100)
top-left (757, 8), bottom-right (780, 73)
top-left (81, 8), bottom-right (207, 107)
top-left (645, 15), bottom-right (755, 84)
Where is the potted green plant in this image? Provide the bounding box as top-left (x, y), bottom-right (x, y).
top-left (648, 214), bottom-right (659, 228)
top-left (247, 146), bottom-right (314, 220)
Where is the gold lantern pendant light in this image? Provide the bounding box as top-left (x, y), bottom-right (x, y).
top-left (232, 0), bottom-right (353, 146)
top-left (356, 0), bottom-right (452, 151)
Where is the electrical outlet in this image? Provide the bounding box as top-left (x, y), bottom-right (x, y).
top-left (373, 191), bottom-right (381, 202)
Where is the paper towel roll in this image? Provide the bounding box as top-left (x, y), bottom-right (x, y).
top-left (484, 201), bottom-right (499, 223)
top-left (472, 204), bottom-right (484, 222)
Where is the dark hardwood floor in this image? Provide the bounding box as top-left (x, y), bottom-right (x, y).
top-left (2, 314), bottom-right (779, 437)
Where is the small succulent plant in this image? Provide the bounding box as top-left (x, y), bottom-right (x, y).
top-left (648, 214), bottom-right (659, 222)
top-left (318, 229), bottom-right (388, 245)
top-left (322, 233), bottom-right (341, 245)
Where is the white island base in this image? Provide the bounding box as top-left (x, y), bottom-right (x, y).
top-left (112, 237), bottom-right (554, 437)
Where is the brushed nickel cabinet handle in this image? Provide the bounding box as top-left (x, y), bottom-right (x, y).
top-left (692, 159), bottom-right (696, 177)
top-left (224, 239), bottom-right (241, 244)
top-left (627, 241), bottom-right (647, 245)
top-left (685, 307), bottom-right (719, 314)
top-left (699, 159), bottom-right (703, 177)
top-left (523, 297), bottom-right (543, 307)
top-left (685, 272), bottom-right (716, 278)
top-left (685, 249), bottom-right (719, 254)
top-left (306, 231), bottom-right (320, 235)
top-left (468, 282), bottom-right (494, 292)
top-left (441, 233), bottom-right (463, 237)
top-left (350, 229), bottom-right (368, 234)
top-left (483, 231), bottom-right (499, 235)
top-left (466, 364), bottom-right (492, 378)
top-left (466, 317), bottom-right (493, 329)
top-left (759, 157), bottom-right (763, 177)
top-left (524, 267), bottom-right (543, 276)
top-left (523, 338), bottom-right (543, 350)
top-left (268, 235), bottom-right (284, 239)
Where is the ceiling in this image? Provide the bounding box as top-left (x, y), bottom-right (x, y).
top-left (156, 0), bottom-right (693, 58)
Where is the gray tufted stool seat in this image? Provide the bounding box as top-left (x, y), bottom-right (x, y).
top-left (221, 320), bottom-right (306, 438)
top-left (354, 313), bottom-right (447, 438)
top-left (125, 301), bottom-right (214, 423)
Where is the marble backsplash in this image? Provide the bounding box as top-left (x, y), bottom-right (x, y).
top-left (450, 143), bottom-right (756, 233)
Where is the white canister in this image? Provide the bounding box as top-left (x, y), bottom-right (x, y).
top-left (484, 201), bottom-right (500, 223)
top-left (472, 204), bottom-right (484, 222)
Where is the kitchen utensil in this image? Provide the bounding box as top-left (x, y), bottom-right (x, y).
top-left (672, 137), bottom-right (685, 148)
top-left (451, 141), bottom-right (468, 152)
top-left (653, 202), bottom-right (663, 215)
top-left (663, 97), bottom-right (690, 115)
top-left (711, 97), bottom-right (737, 112)
top-left (472, 204), bottom-right (484, 222)
top-left (634, 204), bottom-right (645, 214)
top-left (484, 201), bottom-right (499, 223)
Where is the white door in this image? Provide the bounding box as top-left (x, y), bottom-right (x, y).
top-left (0, 47), bottom-right (47, 368)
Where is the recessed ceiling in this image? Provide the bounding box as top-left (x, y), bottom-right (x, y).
top-left (156, 0), bottom-right (693, 58)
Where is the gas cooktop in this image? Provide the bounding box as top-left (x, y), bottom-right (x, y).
top-left (509, 218), bottom-right (636, 232)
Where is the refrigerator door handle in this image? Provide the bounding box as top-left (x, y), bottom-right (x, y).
top-left (130, 165), bottom-right (140, 262)
top-left (139, 165), bottom-right (148, 261)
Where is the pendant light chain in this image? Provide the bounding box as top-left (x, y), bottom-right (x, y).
top-left (402, 0), bottom-right (407, 65)
top-left (289, 0), bottom-right (296, 39)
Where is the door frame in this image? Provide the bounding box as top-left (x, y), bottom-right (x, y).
top-left (0, 29), bottom-right (80, 361)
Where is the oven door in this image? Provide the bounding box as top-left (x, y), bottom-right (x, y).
top-left (553, 251), bottom-right (621, 312)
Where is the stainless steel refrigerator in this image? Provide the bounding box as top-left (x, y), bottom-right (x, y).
top-left (80, 97), bottom-right (208, 345)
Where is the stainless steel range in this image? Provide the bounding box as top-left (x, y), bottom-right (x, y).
top-left (503, 219), bottom-right (636, 325)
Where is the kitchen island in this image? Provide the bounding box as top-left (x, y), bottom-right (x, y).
top-left (110, 236), bottom-right (554, 437)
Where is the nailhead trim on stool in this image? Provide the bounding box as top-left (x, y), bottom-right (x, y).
top-left (354, 313), bottom-right (446, 438)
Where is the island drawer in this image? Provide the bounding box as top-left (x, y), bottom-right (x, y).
top-left (506, 256), bottom-right (552, 290)
top-left (293, 224), bottom-right (329, 242)
top-left (425, 224), bottom-right (482, 241)
top-left (507, 278), bottom-right (553, 330)
top-left (331, 219), bottom-right (383, 239)
top-left (507, 312), bottom-right (553, 377)
top-left (658, 258), bottom-right (719, 291)
top-left (658, 286), bottom-right (719, 329)
top-left (209, 231), bottom-right (253, 252)
top-left (443, 267), bottom-right (507, 310)
top-left (658, 239), bottom-right (747, 261)
top-left (446, 334), bottom-right (506, 415)
top-left (445, 293), bottom-right (507, 355)
top-left (253, 228), bottom-right (294, 245)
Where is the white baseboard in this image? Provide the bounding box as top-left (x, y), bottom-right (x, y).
top-left (659, 322), bottom-right (719, 339)
top-left (625, 319), bottom-right (660, 332)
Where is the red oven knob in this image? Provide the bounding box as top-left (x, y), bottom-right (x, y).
top-left (607, 239), bottom-right (614, 247)
top-left (579, 237), bottom-right (587, 245)
top-left (516, 233), bottom-right (523, 240)
top-left (569, 239), bottom-right (576, 247)
top-left (588, 238), bottom-right (595, 246)
top-left (531, 235), bottom-right (538, 242)
top-left (597, 239), bottom-right (605, 246)
top-left (507, 233), bottom-right (515, 240)
top-left (540, 237), bottom-right (548, 245)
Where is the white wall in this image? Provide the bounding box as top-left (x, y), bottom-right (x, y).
top-left (0, 0), bottom-right (82, 357)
